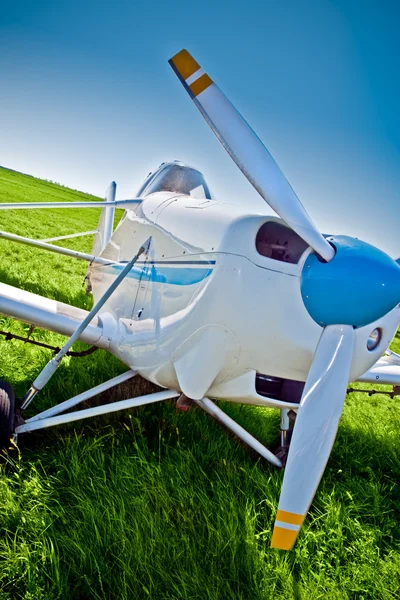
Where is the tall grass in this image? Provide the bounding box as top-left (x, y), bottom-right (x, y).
top-left (0, 167), bottom-right (399, 599)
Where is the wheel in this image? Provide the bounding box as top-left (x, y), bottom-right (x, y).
top-left (0, 380), bottom-right (15, 449)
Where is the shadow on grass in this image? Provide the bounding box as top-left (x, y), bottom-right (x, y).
top-left (16, 378), bottom-right (400, 489)
top-left (4, 383), bottom-right (400, 600)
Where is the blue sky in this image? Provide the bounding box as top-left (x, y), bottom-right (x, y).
top-left (0, 0), bottom-right (399, 256)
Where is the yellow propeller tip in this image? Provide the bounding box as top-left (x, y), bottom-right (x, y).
top-left (169, 49), bottom-right (200, 80)
top-left (270, 526), bottom-right (298, 551)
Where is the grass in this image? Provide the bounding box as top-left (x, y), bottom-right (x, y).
top-left (0, 165), bottom-right (399, 599)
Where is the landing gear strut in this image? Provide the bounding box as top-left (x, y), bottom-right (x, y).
top-left (275, 408), bottom-right (297, 466)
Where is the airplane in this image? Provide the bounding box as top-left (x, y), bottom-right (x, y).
top-left (0, 49), bottom-right (399, 551)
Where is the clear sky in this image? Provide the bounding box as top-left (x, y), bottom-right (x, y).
top-left (0, 0), bottom-right (399, 256)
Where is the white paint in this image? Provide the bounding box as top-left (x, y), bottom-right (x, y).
top-left (0, 282), bottom-right (106, 346)
top-left (0, 163), bottom-right (399, 550)
top-left (357, 350), bottom-right (400, 385)
top-left (27, 370), bottom-right (136, 422)
top-left (185, 68), bottom-right (204, 85)
top-left (274, 521), bottom-right (300, 531)
top-left (16, 390), bottom-right (178, 434)
top-left (92, 181), bottom-right (116, 256)
top-left (192, 82), bottom-right (335, 262)
top-left (275, 325), bottom-right (354, 531)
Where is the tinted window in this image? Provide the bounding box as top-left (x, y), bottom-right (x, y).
top-left (256, 221), bottom-right (308, 264)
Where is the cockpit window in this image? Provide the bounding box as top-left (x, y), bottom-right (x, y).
top-left (256, 221), bottom-right (309, 264)
top-left (137, 164), bottom-right (212, 199)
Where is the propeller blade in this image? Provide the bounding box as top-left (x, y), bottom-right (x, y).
top-left (271, 324), bottom-right (354, 550)
top-left (169, 49), bottom-right (335, 263)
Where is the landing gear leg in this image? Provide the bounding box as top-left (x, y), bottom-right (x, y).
top-left (275, 408), bottom-right (297, 466)
top-left (280, 408), bottom-right (290, 448)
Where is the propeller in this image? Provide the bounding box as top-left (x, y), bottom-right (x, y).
top-left (270, 324), bottom-right (354, 549)
top-left (169, 49), bottom-right (400, 550)
top-left (169, 49), bottom-right (335, 263)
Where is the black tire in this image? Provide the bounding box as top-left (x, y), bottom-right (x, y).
top-left (0, 380), bottom-right (15, 449)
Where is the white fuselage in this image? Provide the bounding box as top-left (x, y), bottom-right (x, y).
top-left (89, 192), bottom-right (400, 406)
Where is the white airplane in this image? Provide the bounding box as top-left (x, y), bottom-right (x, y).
top-left (0, 49), bottom-right (399, 551)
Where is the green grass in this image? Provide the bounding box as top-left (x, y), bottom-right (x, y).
top-left (0, 165), bottom-right (399, 599)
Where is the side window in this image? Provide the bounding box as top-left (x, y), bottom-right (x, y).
top-left (256, 222), bottom-right (308, 264)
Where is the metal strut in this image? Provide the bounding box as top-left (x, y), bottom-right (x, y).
top-left (20, 237), bottom-right (152, 410)
top-left (0, 327), bottom-right (99, 357)
top-left (194, 397), bottom-right (283, 468)
top-left (16, 389), bottom-right (178, 434)
top-left (347, 386), bottom-right (400, 398)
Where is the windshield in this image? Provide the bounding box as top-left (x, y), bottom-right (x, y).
top-left (137, 164), bottom-right (212, 199)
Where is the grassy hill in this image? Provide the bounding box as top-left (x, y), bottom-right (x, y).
top-left (0, 166), bottom-right (399, 599)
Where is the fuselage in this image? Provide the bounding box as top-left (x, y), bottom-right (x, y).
top-left (89, 189), bottom-right (400, 406)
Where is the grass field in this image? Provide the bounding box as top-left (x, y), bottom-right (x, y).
top-left (0, 166), bottom-right (399, 599)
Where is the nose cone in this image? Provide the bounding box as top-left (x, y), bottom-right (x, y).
top-left (301, 236), bottom-right (400, 328)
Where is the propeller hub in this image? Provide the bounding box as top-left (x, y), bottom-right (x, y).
top-left (301, 236), bottom-right (400, 328)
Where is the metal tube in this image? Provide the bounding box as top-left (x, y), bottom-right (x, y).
top-left (20, 237), bottom-right (152, 409)
top-left (194, 397), bottom-right (282, 468)
top-left (26, 370), bottom-right (137, 422)
top-left (0, 230), bottom-right (116, 265)
top-left (16, 389), bottom-right (178, 434)
top-left (280, 408), bottom-right (290, 448)
top-left (0, 200), bottom-right (141, 210)
top-left (40, 230), bottom-right (98, 242)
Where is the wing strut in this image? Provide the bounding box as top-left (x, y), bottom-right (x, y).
top-left (0, 199), bottom-right (141, 210)
top-left (20, 237), bottom-right (152, 409)
top-left (0, 229), bottom-right (115, 265)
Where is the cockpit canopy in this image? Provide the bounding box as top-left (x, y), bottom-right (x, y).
top-left (137, 161), bottom-right (213, 200)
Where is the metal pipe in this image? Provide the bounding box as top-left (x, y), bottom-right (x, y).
top-left (40, 230), bottom-right (98, 242)
top-left (0, 230), bottom-right (118, 265)
top-left (16, 389), bottom-right (178, 434)
top-left (26, 370), bottom-right (137, 422)
top-left (280, 408), bottom-right (290, 448)
top-left (211, 394), bottom-right (300, 410)
top-left (21, 237), bottom-right (152, 409)
top-left (194, 397), bottom-right (282, 468)
top-left (0, 199), bottom-right (141, 210)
